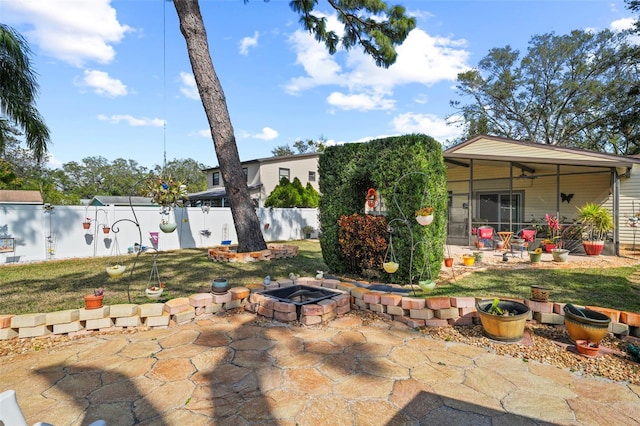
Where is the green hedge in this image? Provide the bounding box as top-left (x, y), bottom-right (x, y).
top-left (318, 134), bottom-right (447, 283)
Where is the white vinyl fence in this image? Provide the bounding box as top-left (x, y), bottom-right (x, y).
top-left (0, 204), bottom-right (319, 264)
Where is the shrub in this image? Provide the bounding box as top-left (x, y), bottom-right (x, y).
top-left (337, 214), bottom-right (388, 274)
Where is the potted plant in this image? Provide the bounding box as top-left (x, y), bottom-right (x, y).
top-left (563, 303), bottom-right (611, 344)
top-left (576, 202), bottom-right (614, 255)
top-left (415, 206), bottom-right (434, 226)
top-left (146, 282), bottom-right (165, 299)
top-left (383, 261), bottom-right (399, 273)
top-left (106, 263), bottom-right (126, 278)
top-left (528, 247), bottom-right (542, 263)
top-left (146, 174), bottom-right (188, 233)
top-left (102, 225), bottom-right (110, 234)
top-left (418, 279), bottom-right (436, 293)
top-left (543, 214), bottom-right (561, 252)
top-left (82, 218), bottom-right (91, 230)
top-left (84, 287), bottom-right (104, 310)
top-left (551, 245), bottom-right (569, 262)
top-left (476, 298), bottom-right (530, 342)
top-left (462, 254), bottom-right (475, 266)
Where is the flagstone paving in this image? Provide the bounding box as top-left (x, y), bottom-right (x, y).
top-left (2, 312), bottom-right (639, 425)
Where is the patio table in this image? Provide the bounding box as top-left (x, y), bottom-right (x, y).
top-left (497, 231), bottom-right (513, 250)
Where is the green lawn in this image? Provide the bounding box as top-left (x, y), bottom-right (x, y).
top-left (1, 240), bottom-right (639, 315)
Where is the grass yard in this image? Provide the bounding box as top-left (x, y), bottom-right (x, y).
top-left (1, 240), bottom-right (639, 315)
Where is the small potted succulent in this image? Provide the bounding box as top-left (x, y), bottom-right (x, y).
top-left (84, 287), bottom-right (105, 310)
top-left (415, 206), bottom-right (434, 226)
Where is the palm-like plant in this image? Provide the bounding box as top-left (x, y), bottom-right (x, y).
top-left (576, 202), bottom-right (614, 241)
top-left (0, 24), bottom-right (50, 162)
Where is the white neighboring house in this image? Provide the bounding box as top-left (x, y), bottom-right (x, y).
top-left (192, 153), bottom-right (321, 207)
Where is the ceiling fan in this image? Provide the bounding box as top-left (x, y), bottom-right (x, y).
top-left (516, 171), bottom-right (538, 180)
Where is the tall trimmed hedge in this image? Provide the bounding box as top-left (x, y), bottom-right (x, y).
top-left (318, 134), bottom-right (447, 283)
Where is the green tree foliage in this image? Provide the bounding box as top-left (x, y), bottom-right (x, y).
top-left (264, 177), bottom-right (319, 208)
top-left (271, 145), bottom-right (295, 157)
top-left (0, 24), bottom-right (50, 162)
top-left (153, 158), bottom-right (208, 192)
top-left (451, 29), bottom-right (640, 154)
top-left (271, 137), bottom-right (326, 156)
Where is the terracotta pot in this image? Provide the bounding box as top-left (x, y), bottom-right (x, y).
top-left (84, 294), bottom-right (104, 310)
top-left (82, 222), bottom-right (91, 230)
top-left (476, 299), bottom-right (530, 342)
top-left (102, 227), bottom-right (110, 234)
top-left (563, 304), bottom-right (610, 344)
top-left (582, 241), bottom-right (604, 256)
top-left (444, 257), bottom-right (453, 267)
top-left (575, 339), bottom-right (600, 357)
top-left (531, 285), bottom-right (550, 302)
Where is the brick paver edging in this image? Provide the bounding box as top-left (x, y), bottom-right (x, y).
top-left (1, 277), bottom-right (639, 340)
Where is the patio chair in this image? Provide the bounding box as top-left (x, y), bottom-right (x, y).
top-left (477, 226), bottom-right (495, 249)
top-left (518, 228), bottom-right (537, 249)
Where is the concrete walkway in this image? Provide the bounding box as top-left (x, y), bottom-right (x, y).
top-left (2, 312), bottom-right (639, 425)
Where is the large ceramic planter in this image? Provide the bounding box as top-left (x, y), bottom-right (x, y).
top-left (563, 304), bottom-right (611, 344)
top-left (582, 241), bottom-right (604, 256)
top-left (415, 214), bottom-right (434, 226)
top-left (476, 300), bottom-right (530, 342)
top-left (84, 294), bottom-right (104, 310)
top-left (159, 222), bottom-right (177, 233)
top-left (551, 248), bottom-right (569, 262)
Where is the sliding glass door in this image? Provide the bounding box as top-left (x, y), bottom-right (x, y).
top-left (477, 192), bottom-right (523, 231)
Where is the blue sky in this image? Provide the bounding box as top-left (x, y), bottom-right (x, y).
top-left (1, 0), bottom-right (636, 170)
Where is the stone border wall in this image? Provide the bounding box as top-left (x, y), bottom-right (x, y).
top-left (207, 244), bottom-right (299, 263)
top-left (1, 278), bottom-right (640, 340)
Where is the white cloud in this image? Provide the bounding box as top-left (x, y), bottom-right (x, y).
top-left (179, 72), bottom-right (200, 100)
top-left (391, 112), bottom-right (462, 141)
top-left (327, 91), bottom-right (395, 111)
top-left (97, 114), bottom-right (164, 127)
top-left (239, 31), bottom-right (259, 55)
top-left (3, 0), bottom-right (132, 67)
top-left (610, 17), bottom-right (636, 32)
top-left (253, 127), bottom-right (279, 140)
top-left (77, 70), bottom-right (127, 97)
top-left (284, 15), bottom-right (470, 111)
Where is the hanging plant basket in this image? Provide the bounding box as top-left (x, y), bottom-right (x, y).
top-left (106, 264), bottom-right (126, 278)
top-left (418, 279), bottom-right (436, 293)
top-left (159, 222), bottom-right (177, 233)
top-left (415, 214), bottom-right (434, 226)
top-left (383, 262), bottom-right (399, 273)
top-left (102, 227), bottom-right (110, 234)
top-left (145, 287), bottom-right (164, 300)
top-left (82, 222), bottom-right (91, 230)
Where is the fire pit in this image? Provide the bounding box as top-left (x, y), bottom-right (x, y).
top-left (250, 283), bottom-right (350, 325)
top-left (261, 285), bottom-right (341, 305)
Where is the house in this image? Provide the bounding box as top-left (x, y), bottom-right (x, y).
top-left (192, 152), bottom-right (320, 207)
top-left (0, 190), bottom-right (43, 204)
top-left (443, 135), bottom-right (640, 255)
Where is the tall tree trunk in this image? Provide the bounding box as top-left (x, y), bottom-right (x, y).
top-left (173, 0), bottom-right (266, 252)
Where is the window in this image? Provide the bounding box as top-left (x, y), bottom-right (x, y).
top-left (212, 172), bottom-right (220, 186)
top-left (243, 167), bottom-right (248, 183)
top-left (279, 168), bottom-right (290, 181)
top-left (308, 171), bottom-right (316, 182)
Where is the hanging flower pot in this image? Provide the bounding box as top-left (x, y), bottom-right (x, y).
top-left (418, 279), bottom-right (436, 293)
top-left (415, 207), bottom-right (434, 226)
top-left (444, 257), bottom-right (454, 267)
top-left (106, 264), bottom-right (126, 278)
top-left (383, 262), bottom-right (399, 273)
top-left (145, 286), bottom-right (164, 300)
top-left (102, 227), bottom-right (110, 234)
top-left (159, 222), bottom-right (177, 233)
top-left (82, 221), bottom-right (91, 230)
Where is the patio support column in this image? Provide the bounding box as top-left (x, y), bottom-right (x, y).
top-left (509, 162), bottom-right (513, 231)
top-left (555, 164), bottom-right (560, 218)
top-left (468, 159), bottom-right (474, 246)
top-left (613, 168), bottom-right (620, 256)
